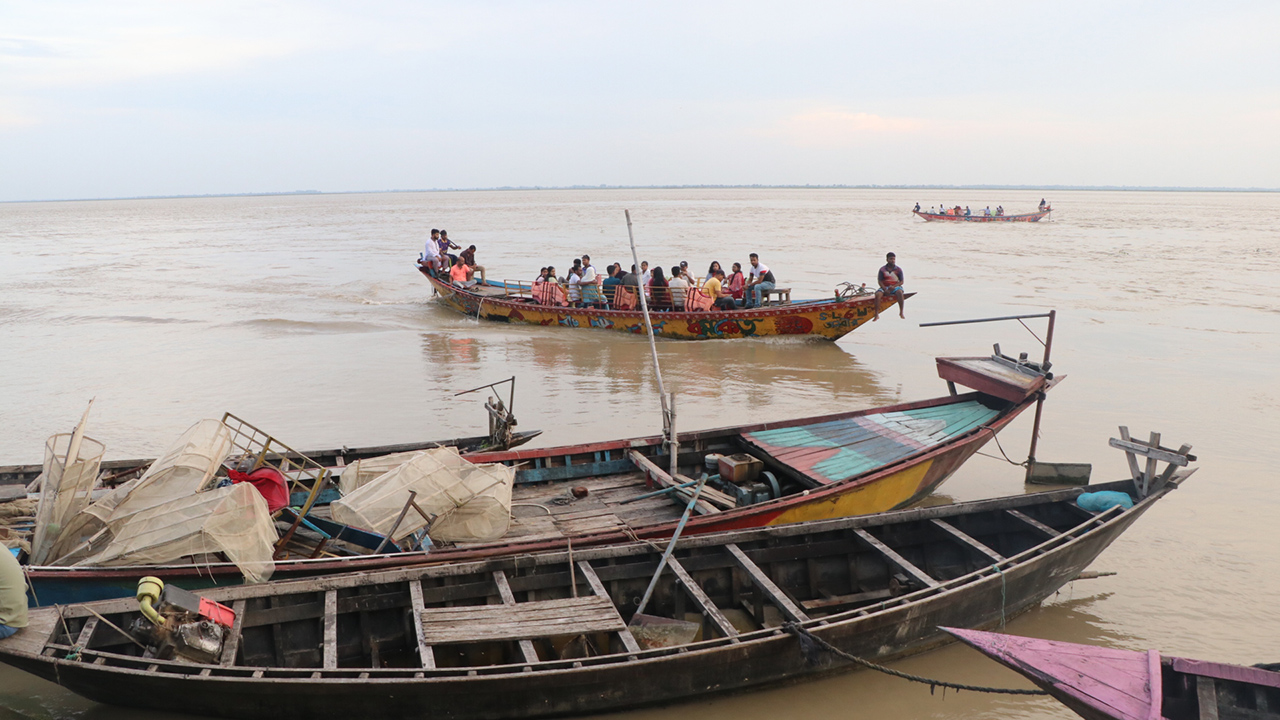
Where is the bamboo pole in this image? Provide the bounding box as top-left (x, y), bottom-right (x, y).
top-left (625, 210), bottom-right (678, 479)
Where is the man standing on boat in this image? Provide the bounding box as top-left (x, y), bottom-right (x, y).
top-left (873, 252), bottom-right (905, 322)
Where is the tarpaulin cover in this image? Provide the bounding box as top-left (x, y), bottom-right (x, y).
top-left (330, 449), bottom-right (513, 543)
top-left (228, 467), bottom-right (290, 513)
top-left (75, 482), bottom-right (276, 583)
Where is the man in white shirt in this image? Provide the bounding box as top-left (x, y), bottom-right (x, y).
top-left (640, 261), bottom-right (652, 298)
top-left (746, 253), bottom-right (776, 308)
top-left (420, 229), bottom-right (443, 274)
top-left (667, 266), bottom-right (689, 311)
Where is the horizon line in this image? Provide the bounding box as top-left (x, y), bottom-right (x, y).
top-left (5, 182), bottom-right (1279, 204)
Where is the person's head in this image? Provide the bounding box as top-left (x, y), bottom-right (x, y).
top-left (467, 245), bottom-right (476, 252)
top-left (572, 258), bottom-right (582, 268)
top-left (440, 230), bottom-right (448, 237)
top-left (708, 261), bottom-right (722, 275)
top-left (680, 261), bottom-right (688, 269)
top-left (749, 253), bottom-right (760, 267)
top-left (540, 266), bottom-right (547, 276)
top-left (652, 267), bottom-right (666, 283)
top-left (431, 229), bottom-right (440, 238)
top-left (732, 262), bottom-right (742, 273)
top-left (606, 264), bottom-right (616, 276)
top-left (641, 261), bottom-right (648, 271)
top-left (713, 269), bottom-right (725, 279)
top-left (670, 265), bottom-right (682, 278)
top-left (547, 265), bottom-right (556, 277)
top-left (582, 254), bottom-right (591, 265)
top-left (885, 252), bottom-right (896, 266)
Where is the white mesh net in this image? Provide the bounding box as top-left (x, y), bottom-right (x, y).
top-left (74, 482), bottom-right (276, 583)
top-left (336, 449), bottom-right (463, 496)
top-left (29, 432), bottom-right (106, 565)
top-left (330, 449), bottom-right (513, 543)
top-left (48, 419), bottom-right (234, 565)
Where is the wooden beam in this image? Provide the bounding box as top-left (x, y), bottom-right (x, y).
top-left (73, 617), bottom-right (99, 649)
top-left (852, 528), bottom-right (938, 589)
top-left (1196, 675), bottom-right (1220, 720)
top-left (492, 570), bottom-right (540, 665)
top-left (1006, 509), bottom-right (1060, 539)
top-left (1142, 431), bottom-right (1162, 496)
top-left (627, 451), bottom-right (723, 514)
top-left (408, 579), bottom-right (435, 669)
top-left (1117, 426), bottom-right (1145, 486)
top-left (931, 519), bottom-right (1005, 563)
top-left (577, 560), bottom-right (641, 654)
top-left (1109, 435), bottom-right (1188, 466)
top-left (665, 556), bottom-right (739, 639)
top-left (724, 543), bottom-right (809, 622)
top-left (322, 590), bottom-right (338, 669)
top-left (219, 599), bottom-right (246, 666)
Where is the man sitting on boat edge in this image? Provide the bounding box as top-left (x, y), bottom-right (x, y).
top-left (0, 546), bottom-right (28, 639)
top-left (873, 252), bottom-right (905, 322)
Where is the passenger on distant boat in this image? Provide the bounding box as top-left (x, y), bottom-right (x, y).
top-left (459, 245), bottom-right (485, 282)
top-left (704, 261), bottom-right (723, 282)
top-left (996, 206), bottom-right (1004, 216)
top-left (746, 253), bottom-right (776, 308)
top-left (566, 264), bottom-right (582, 306)
top-left (914, 202), bottom-right (921, 212)
top-left (580, 260), bottom-right (605, 308)
top-left (421, 229), bottom-right (444, 274)
top-left (964, 206), bottom-right (972, 216)
top-left (705, 269), bottom-right (737, 310)
top-left (726, 262), bottom-right (747, 303)
top-left (984, 206), bottom-right (992, 217)
top-left (622, 264), bottom-right (641, 291)
top-left (873, 251), bottom-right (905, 322)
top-left (668, 266), bottom-right (689, 311)
top-left (449, 259), bottom-right (476, 288)
top-left (439, 230), bottom-right (460, 264)
top-left (1039, 198), bottom-right (1049, 211)
top-left (0, 545), bottom-right (29, 640)
top-left (639, 261), bottom-right (651, 298)
top-left (601, 264), bottom-right (622, 304)
top-left (648, 266), bottom-right (671, 310)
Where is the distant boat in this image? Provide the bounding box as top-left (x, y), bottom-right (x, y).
top-left (915, 208), bottom-right (1051, 223)
top-left (419, 269), bottom-right (910, 341)
top-left (947, 627), bottom-right (1280, 720)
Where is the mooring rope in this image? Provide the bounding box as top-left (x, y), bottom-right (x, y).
top-left (975, 424), bottom-right (1027, 467)
top-left (781, 623), bottom-right (1046, 696)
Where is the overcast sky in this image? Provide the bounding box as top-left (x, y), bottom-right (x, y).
top-left (2, 1), bottom-right (1278, 201)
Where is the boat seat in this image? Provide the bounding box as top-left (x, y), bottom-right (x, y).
top-left (762, 288), bottom-right (791, 305)
top-left (419, 595), bottom-right (627, 643)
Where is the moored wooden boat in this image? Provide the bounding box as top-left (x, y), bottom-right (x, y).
top-left (915, 209), bottom-right (1051, 223)
top-left (420, 269), bottom-right (910, 340)
top-left (0, 469), bottom-right (1192, 720)
top-left (21, 351), bottom-right (1056, 605)
top-left (947, 628), bottom-right (1280, 720)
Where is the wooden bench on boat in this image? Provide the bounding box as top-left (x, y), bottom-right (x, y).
top-left (761, 288), bottom-right (791, 305)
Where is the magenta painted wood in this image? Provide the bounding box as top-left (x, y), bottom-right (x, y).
top-left (1170, 657), bottom-right (1280, 690)
top-left (945, 627), bottom-right (1157, 720)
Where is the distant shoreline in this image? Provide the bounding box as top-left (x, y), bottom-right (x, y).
top-left (4, 183), bottom-right (1278, 204)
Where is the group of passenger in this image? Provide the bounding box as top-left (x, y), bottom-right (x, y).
top-left (532, 253), bottom-right (778, 311)
top-left (419, 229), bottom-right (486, 286)
top-left (914, 201), bottom-right (1047, 217)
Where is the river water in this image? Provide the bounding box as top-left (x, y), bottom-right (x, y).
top-left (1, 188), bottom-right (1278, 719)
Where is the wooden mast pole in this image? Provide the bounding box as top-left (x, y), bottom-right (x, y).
top-left (625, 210), bottom-right (678, 479)
top-left (1024, 309), bottom-right (1056, 479)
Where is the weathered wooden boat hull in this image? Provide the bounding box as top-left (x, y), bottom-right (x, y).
top-left (948, 628), bottom-right (1280, 720)
top-left (23, 386), bottom-right (1043, 605)
top-left (422, 271), bottom-right (908, 340)
top-left (914, 210), bottom-right (1051, 223)
top-left (0, 477), bottom-right (1182, 720)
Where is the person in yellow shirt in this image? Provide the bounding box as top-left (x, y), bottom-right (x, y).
top-left (0, 546), bottom-right (30, 639)
top-left (704, 269), bottom-right (736, 310)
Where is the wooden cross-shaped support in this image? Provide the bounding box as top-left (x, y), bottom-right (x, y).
top-left (1109, 427), bottom-right (1195, 498)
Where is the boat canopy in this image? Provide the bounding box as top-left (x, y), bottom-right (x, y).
top-left (331, 448), bottom-right (514, 543)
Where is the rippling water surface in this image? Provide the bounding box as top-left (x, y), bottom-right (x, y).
top-left (2, 188), bottom-right (1278, 719)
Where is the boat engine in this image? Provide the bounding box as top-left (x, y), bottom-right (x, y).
top-left (130, 577), bottom-right (237, 664)
top-left (703, 453), bottom-right (782, 507)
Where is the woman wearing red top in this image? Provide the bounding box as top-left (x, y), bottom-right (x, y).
top-left (726, 262), bottom-right (746, 302)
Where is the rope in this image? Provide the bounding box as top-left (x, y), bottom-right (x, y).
top-left (977, 425), bottom-right (1027, 467)
top-left (781, 623), bottom-right (1046, 696)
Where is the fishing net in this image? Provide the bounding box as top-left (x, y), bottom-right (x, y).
top-left (330, 450), bottom-right (513, 543)
top-left (336, 449), bottom-right (464, 496)
top-left (29, 432), bottom-right (106, 565)
top-left (48, 419), bottom-right (233, 564)
top-left (75, 482), bottom-right (276, 583)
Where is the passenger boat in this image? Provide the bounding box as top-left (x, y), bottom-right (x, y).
top-left (20, 350), bottom-right (1056, 605)
top-left (915, 208), bottom-right (1051, 223)
top-left (418, 268), bottom-right (910, 340)
top-left (0, 468), bottom-right (1193, 720)
top-left (948, 628), bottom-right (1280, 720)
